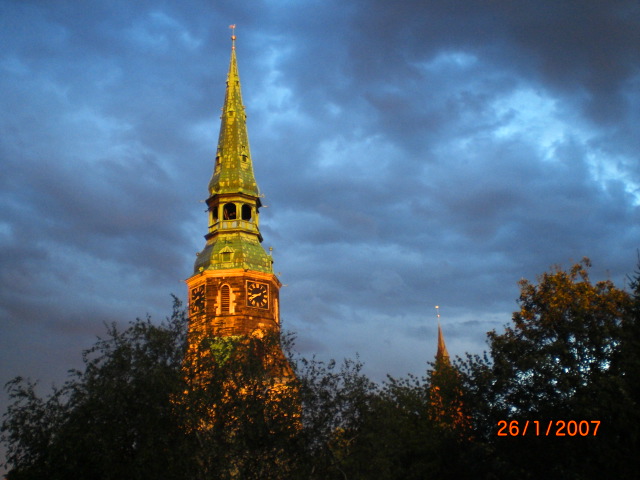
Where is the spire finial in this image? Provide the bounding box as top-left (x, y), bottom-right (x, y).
top-left (229, 24), bottom-right (236, 49)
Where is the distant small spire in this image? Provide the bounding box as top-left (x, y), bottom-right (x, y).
top-left (435, 306), bottom-right (450, 363)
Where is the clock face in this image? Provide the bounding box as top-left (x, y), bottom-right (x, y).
top-left (246, 281), bottom-right (269, 309)
top-left (190, 285), bottom-right (205, 315)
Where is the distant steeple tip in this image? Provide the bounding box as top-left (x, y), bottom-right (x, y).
top-left (435, 306), bottom-right (450, 364)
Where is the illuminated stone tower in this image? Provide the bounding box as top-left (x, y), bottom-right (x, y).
top-left (186, 31), bottom-right (282, 360)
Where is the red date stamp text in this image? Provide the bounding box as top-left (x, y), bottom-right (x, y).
top-left (497, 420), bottom-right (600, 437)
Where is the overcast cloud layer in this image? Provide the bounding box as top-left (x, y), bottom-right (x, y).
top-left (2, 0), bottom-right (639, 427)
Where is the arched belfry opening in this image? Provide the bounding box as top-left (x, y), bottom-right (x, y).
top-left (241, 204), bottom-right (252, 221)
top-left (223, 203), bottom-right (236, 220)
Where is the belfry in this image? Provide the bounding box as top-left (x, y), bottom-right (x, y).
top-left (185, 29), bottom-right (283, 363)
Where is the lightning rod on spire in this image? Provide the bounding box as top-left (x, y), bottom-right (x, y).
top-left (229, 24), bottom-right (236, 49)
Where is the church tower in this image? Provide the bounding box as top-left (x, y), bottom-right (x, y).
top-left (186, 30), bottom-right (282, 362)
top-left (428, 309), bottom-right (470, 435)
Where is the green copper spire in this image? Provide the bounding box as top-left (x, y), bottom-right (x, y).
top-left (208, 33), bottom-right (259, 197)
top-left (194, 30), bottom-right (273, 275)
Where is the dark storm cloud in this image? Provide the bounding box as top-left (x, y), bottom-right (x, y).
top-left (256, 0), bottom-right (639, 166)
top-left (349, 1), bottom-right (640, 123)
top-left (1, 3), bottom-right (639, 453)
top-left (248, 0), bottom-right (640, 375)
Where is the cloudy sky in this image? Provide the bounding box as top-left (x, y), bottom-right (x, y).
top-left (2, 0), bottom-right (639, 417)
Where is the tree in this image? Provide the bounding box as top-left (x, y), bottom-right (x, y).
top-left (2, 299), bottom-right (307, 480)
top-left (1, 297), bottom-right (192, 480)
top-left (180, 330), bottom-right (303, 480)
top-left (607, 257), bottom-right (640, 476)
top-left (462, 259), bottom-right (635, 479)
top-left (426, 357), bottom-right (471, 437)
top-left (9, 257), bottom-right (637, 479)
top-left (290, 354), bottom-right (378, 479)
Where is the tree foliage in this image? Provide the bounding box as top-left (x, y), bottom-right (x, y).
top-left (461, 258), bottom-right (639, 479)
top-left (181, 330), bottom-right (302, 480)
top-left (2, 297), bottom-right (190, 480)
top-left (3, 258), bottom-right (640, 479)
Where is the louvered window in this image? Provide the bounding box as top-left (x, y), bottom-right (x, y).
top-left (221, 285), bottom-right (230, 314)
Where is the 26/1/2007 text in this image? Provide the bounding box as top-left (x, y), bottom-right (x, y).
top-left (497, 420), bottom-right (600, 437)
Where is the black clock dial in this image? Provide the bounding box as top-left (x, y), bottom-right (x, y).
top-left (190, 286), bottom-right (205, 315)
top-left (247, 281), bottom-right (269, 309)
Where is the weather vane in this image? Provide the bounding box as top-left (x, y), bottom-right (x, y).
top-left (229, 24), bottom-right (236, 49)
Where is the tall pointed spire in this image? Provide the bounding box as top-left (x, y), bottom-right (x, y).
top-left (193, 28), bottom-right (273, 275)
top-left (208, 26), bottom-right (259, 197)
